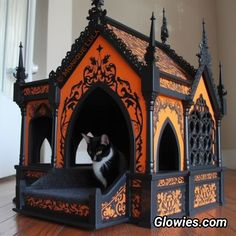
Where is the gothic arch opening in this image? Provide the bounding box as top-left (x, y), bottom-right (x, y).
top-left (29, 116), bottom-right (52, 165)
top-left (158, 120), bottom-right (180, 171)
top-left (65, 86), bottom-right (134, 169)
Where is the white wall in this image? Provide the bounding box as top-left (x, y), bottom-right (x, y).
top-left (216, 0), bottom-right (236, 169)
top-left (0, 92), bottom-right (20, 178)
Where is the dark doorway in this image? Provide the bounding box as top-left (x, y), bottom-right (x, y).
top-left (66, 86), bottom-right (133, 168)
top-left (158, 121), bottom-right (179, 171)
top-left (29, 116), bottom-right (52, 165)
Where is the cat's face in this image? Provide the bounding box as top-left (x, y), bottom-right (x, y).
top-left (82, 134), bottom-right (110, 162)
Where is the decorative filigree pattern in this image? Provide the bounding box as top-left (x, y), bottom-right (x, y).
top-left (157, 189), bottom-right (182, 216)
top-left (160, 78), bottom-right (190, 95)
top-left (23, 85), bottom-right (49, 96)
top-left (27, 100), bottom-right (51, 119)
top-left (24, 171), bottom-right (47, 179)
top-left (157, 177), bottom-right (185, 187)
top-left (101, 185), bottom-right (126, 220)
top-left (25, 195), bottom-right (90, 217)
top-left (59, 46), bottom-right (144, 172)
top-left (194, 172), bottom-right (217, 182)
top-left (131, 193), bottom-right (141, 218)
top-left (189, 94), bottom-right (216, 167)
top-left (194, 183), bottom-right (217, 208)
top-left (154, 97), bottom-right (183, 138)
top-left (132, 179), bottom-right (142, 188)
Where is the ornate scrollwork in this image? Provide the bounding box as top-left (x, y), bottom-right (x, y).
top-left (101, 185), bottom-right (126, 220)
top-left (194, 172), bottom-right (217, 182)
top-left (25, 195), bottom-right (90, 217)
top-left (24, 171), bottom-right (47, 179)
top-left (189, 94), bottom-right (216, 167)
top-left (160, 78), bottom-right (190, 95)
top-left (59, 45), bottom-right (144, 172)
top-left (157, 189), bottom-right (182, 216)
top-left (154, 97), bottom-right (183, 138)
top-left (131, 193), bottom-right (141, 218)
top-left (23, 85), bottom-right (49, 96)
top-left (28, 100), bottom-right (51, 119)
top-left (157, 177), bottom-right (185, 187)
top-left (132, 179), bottom-right (142, 188)
top-left (194, 183), bottom-right (217, 208)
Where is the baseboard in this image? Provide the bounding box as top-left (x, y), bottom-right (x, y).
top-left (0, 175), bottom-right (15, 183)
top-left (222, 149), bottom-right (236, 169)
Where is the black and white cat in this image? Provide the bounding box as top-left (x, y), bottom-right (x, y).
top-left (81, 133), bottom-right (127, 189)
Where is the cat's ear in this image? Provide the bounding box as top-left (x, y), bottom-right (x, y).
top-left (81, 133), bottom-right (90, 144)
top-left (101, 134), bottom-right (109, 146)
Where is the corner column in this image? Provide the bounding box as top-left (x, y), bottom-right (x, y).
top-left (49, 81), bottom-right (60, 168)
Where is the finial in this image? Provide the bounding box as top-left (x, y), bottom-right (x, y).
top-left (88, 0), bottom-right (106, 26)
top-left (161, 8), bottom-right (169, 44)
top-left (197, 19), bottom-right (211, 66)
top-left (144, 12), bottom-right (157, 65)
top-left (14, 42), bottom-right (26, 84)
top-left (218, 62), bottom-right (227, 115)
top-left (92, 0), bottom-right (104, 9)
top-left (202, 19), bottom-right (208, 48)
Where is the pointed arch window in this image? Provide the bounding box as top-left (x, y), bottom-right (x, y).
top-left (189, 94), bottom-right (216, 167)
top-left (158, 120), bottom-right (180, 171)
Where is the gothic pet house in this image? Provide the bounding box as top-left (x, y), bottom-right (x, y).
top-left (13, 1), bottom-right (227, 229)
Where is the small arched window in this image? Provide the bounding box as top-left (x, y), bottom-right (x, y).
top-left (158, 120), bottom-right (180, 171)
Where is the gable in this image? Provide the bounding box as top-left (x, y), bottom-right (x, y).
top-left (56, 35), bottom-right (147, 172)
top-left (191, 76), bottom-right (215, 123)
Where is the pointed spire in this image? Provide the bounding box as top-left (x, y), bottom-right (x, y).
top-left (144, 12), bottom-right (157, 65)
top-left (202, 19), bottom-right (208, 48)
top-left (14, 42), bottom-right (26, 84)
top-left (88, 0), bottom-right (106, 26)
top-left (197, 19), bottom-right (211, 66)
top-left (161, 8), bottom-right (169, 44)
top-left (218, 62), bottom-right (227, 115)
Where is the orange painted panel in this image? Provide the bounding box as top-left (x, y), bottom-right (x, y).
top-left (56, 35), bottom-right (147, 173)
top-left (154, 95), bottom-right (184, 172)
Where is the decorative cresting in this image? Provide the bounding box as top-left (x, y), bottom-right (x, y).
top-left (194, 183), bottom-right (217, 208)
top-left (25, 195), bottom-right (90, 217)
top-left (157, 177), bottom-right (185, 187)
top-left (23, 84), bottom-right (49, 96)
top-left (59, 45), bottom-right (144, 171)
top-left (154, 97), bottom-right (184, 138)
top-left (157, 189), bottom-right (183, 216)
top-left (189, 94), bottom-right (216, 167)
top-left (101, 185), bottom-right (126, 220)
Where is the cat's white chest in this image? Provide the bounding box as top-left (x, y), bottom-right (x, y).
top-left (92, 148), bottom-right (113, 188)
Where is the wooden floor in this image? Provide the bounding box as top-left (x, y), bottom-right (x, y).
top-left (0, 170), bottom-right (236, 236)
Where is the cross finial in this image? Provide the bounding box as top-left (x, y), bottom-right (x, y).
top-left (161, 8), bottom-right (169, 44)
top-left (88, 0), bottom-right (106, 26)
top-left (197, 19), bottom-right (211, 66)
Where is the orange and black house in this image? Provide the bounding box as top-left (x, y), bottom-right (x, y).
top-left (13, 1), bottom-right (227, 229)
